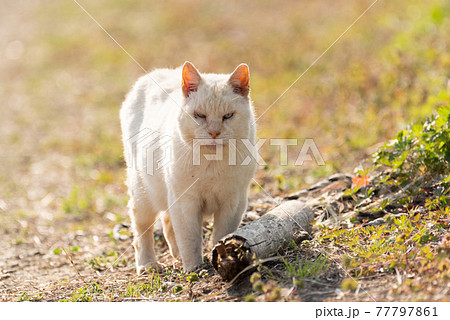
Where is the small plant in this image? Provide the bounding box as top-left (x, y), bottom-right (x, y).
top-left (61, 283), bottom-right (104, 302)
top-left (198, 269), bottom-right (208, 278)
top-left (18, 292), bottom-right (43, 302)
top-left (314, 105), bottom-right (450, 296)
top-left (18, 292), bottom-right (29, 302)
top-left (250, 272), bottom-right (264, 292)
top-left (186, 272), bottom-right (199, 283)
top-left (283, 254), bottom-right (329, 280)
top-left (172, 284), bottom-right (183, 294)
top-left (318, 210), bottom-right (448, 278)
top-left (243, 294), bottom-right (257, 302)
top-left (248, 272), bottom-right (284, 302)
top-left (375, 105), bottom-right (449, 195)
top-left (124, 270), bottom-right (165, 298)
top-left (341, 278), bottom-right (358, 291)
top-left (62, 185), bottom-right (96, 216)
top-left (88, 251), bottom-right (127, 271)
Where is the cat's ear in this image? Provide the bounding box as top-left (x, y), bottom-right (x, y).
top-left (229, 63), bottom-right (250, 96)
top-left (182, 61), bottom-right (202, 98)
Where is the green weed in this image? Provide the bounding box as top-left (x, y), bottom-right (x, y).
top-left (318, 211), bottom-right (447, 277)
top-left (375, 105), bottom-right (450, 179)
top-left (283, 254), bottom-right (329, 280)
top-left (124, 272), bottom-right (165, 298)
top-left (62, 185), bottom-right (96, 216)
top-left (18, 292), bottom-right (43, 302)
top-left (88, 251), bottom-right (127, 271)
top-left (247, 272), bottom-right (284, 302)
top-left (60, 283), bottom-right (104, 302)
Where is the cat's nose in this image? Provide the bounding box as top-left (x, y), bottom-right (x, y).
top-left (208, 130), bottom-right (221, 139)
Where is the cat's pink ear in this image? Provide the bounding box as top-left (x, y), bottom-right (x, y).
top-left (229, 64), bottom-right (250, 96)
top-left (182, 61), bottom-right (201, 98)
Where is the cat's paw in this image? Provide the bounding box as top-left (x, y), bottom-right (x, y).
top-left (187, 262), bottom-right (211, 274)
top-left (136, 261), bottom-right (165, 275)
top-left (183, 259), bottom-right (209, 273)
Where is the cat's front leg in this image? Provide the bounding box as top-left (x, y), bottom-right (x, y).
top-left (128, 197), bottom-right (159, 274)
top-left (169, 194), bottom-right (203, 272)
top-left (212, 194), bottom-right (247, 244)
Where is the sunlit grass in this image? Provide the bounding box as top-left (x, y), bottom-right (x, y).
top-left (20, 0), bottom-right (447, 193)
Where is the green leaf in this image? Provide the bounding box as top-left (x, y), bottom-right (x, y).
top-left (411, 123), bottom-right (423, 137)
top-left (437, 105), bottom-right (450, 124)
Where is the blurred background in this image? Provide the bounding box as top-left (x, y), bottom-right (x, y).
top-left (0, 0), bottom-right (449, 295)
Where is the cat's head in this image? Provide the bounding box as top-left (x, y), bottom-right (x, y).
top-left (178, 62), bottom-right (254, 146)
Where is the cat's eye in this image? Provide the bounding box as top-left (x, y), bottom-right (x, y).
top-left (195, 112), bottom-right (206, 119)
top-left (223, 113), bottom-right (234, 120)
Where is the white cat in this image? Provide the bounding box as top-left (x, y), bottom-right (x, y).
top-left (120, 62), bottom-right (257, 273)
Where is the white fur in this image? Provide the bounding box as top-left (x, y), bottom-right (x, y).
top-left (120, 63), bottom-right (256, 273)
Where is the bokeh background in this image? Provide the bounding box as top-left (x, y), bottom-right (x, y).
top-left (0, 0), bottom-right (449, 299)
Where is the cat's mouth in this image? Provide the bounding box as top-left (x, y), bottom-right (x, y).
top-left (197, 138), bottom-right (226, 149)
top-left (205, 139), bottom-right (222, 148)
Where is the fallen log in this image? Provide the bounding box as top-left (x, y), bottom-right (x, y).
top-left (212, 200), bottom-right (314, 281)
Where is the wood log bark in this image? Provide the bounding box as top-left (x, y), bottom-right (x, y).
top-left (212, 200), bottom-right (314, 281)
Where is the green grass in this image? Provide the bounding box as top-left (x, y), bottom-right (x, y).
top-left (88, 251), bottom-right (128, 271)
top-left (124, 272), bottom-right (165, 298)
top-left (283, 254), bottom-right (329, 280)
top-left (243, 252), bottom-right (330, 301)
top-left (60, 283), bottom-right (104, 302)
top-left (246, 272), bottom-right (283, 302)
top-left (18, 292), bottom-right (44, 302)
top-left (313, 106), bottom-right (450, 297)
top-left (3, 0), bottom-right (447, 207)
top-left (375, 104), bottom-right (450, 190)
top-left (57, 269), bottom-right (199, 301)
top-left (319, 212), bottom-right (446, 276)
top-left (28, 0), bottom-right (449, 184)
top-left (62, 185), bottom-right (96, 216)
